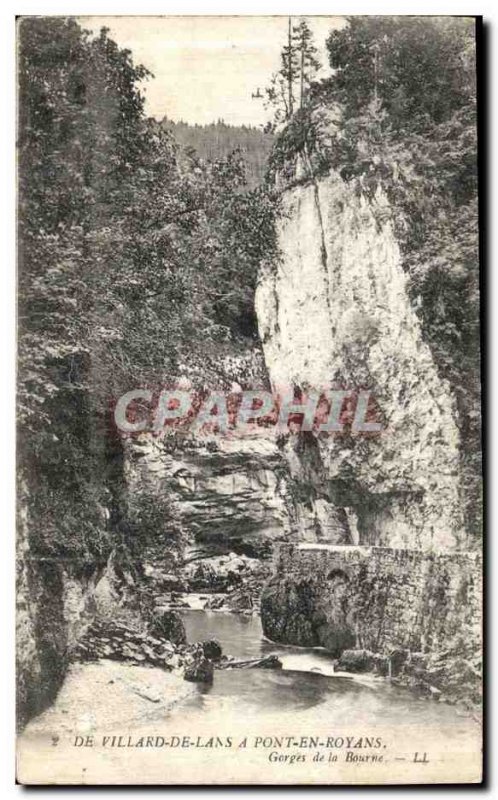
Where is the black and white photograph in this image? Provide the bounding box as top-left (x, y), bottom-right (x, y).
top-left (14, 12), bottom-right (483, 785)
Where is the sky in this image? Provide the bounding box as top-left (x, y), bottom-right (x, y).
top-left (79, 15), bottom-right (345, 127)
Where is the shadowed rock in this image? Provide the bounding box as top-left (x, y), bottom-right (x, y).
top-left (201, 639), bottom-right (223, 661)
top-left (183, 648), bottom-right (214, 684)
top-left (148, 610), bottom-right (186, 646)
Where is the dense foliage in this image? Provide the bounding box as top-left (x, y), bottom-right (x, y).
top-left (18, 17), bottom-right (276, 561)
top-left (17, 15), bottom-right (482, 560)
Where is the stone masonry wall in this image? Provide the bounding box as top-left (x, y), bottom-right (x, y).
top-left (261, 543), bottom-right (482, 658)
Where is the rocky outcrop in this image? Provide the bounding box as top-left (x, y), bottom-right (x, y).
top-left (333, 646), bottom-right (481, 708)
top-left (74, 619), bottom-right (222, 681)
top-left (183, 646), bottom-right (214, 684)
top-left (183, 552), bottom-right (268, 594)
top-left (16, 484), bottom-right (145, 729)
top-left (74, 619), bottom-right (182, 668)
top-left (255, 168), bottom-right (464, 551)
top-left (335, 648), bottom-right (387, 674)
top-left (148, 610), bottom-right (187, 645)
top-left (124, 433), bottom-right (295, 559)
top-left (395, 651), bottom-right (482, 707)
top-left (17, 512), bottom-right (69, 730)
top-left (16, 539), bottom-right (130, 728)
top-left (201, 639), bottom-right (223, 661)
top-left (150, 552), bottom-right (269, 615)
top-left (74, 617), bottom-right (281, 685)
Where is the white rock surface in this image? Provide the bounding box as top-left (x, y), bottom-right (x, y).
top-left (256, 173), bottom-right (463, 551)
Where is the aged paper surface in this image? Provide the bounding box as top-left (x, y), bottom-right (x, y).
top-left (16, 15), bottom-right (482, 785)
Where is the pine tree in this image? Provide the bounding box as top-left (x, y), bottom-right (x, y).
top-left (265, 17), bottom-right (321, 126)
top-left (292, 19), bottom-right (321, 109)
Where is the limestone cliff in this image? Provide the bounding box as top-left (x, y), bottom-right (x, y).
top-left (256, 169), bottom-right (464, 551)
top-left (17, 520), bottom-right (121, 729)
top-left (123, 432), bottom-right (294, 560)
top-left (16, 479), bottom-right (144, 729)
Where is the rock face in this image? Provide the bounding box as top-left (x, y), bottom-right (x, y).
top-left (255, 171), bottom-right (464, 551)
top-left (16, 513), bottom-right (69, 730)
top-left (16, 515), bottom-right (130, 728)
top-left (16, 476), bottom-right (150, 729)
top-left (335, 649), bottom-right (385, 674)
top-left (124, 433), bottom-right (295, 557)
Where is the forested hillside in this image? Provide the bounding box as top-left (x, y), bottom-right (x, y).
top-left (161, 118), bottom-right (273, 187)
top-left (17, 16), bottom-right (481, 565)
top-left (17, 17), bottom-right (276, 567)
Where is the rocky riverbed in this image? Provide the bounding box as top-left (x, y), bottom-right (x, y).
top-left (143, 551), bottom-right (271, 614)
top-left (73, 604), bottom-right (282, 687)
top-left (18, 607), bottom-right (482, 785)
top-left (71, 545), bottom-right (481, 715)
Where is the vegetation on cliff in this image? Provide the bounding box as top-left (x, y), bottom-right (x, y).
top-left (265, 18), bottom-right (321, 126)
top-left (267, 16), bottom-right (480, 539)
top-left (17, 17), bottom-right (277, 725)
top-left (16, 16), bottom-right (482, 731)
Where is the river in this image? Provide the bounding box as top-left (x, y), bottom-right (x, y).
top-left (18, 607), bottom-right (482, 784)
top-left (179, 609), bottom-right (479, 730)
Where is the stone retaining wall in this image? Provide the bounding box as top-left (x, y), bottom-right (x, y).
top-left (262, 544), bottom-right (482, 657)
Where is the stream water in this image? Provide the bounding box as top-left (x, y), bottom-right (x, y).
top-left (18, 607), bottom-right (481, 784)
top-left (178, 609), bottom-right (478, 734)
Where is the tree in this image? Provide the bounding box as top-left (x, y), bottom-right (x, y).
top-left (265, 17), bottom-right (321, 127)
top-left (292, 19), bottom-right (321, 109)
top-left (325, 16), bottom-right (474, 129)
top-left (17, 17), bottom-right (155, 562)
top-left (18, 16), bottom-right (278, 562)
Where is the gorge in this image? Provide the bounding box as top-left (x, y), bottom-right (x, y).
top-left (17, 152), bottom-right (481, 731)
top-left (17, 17), bottom-right (481, 755)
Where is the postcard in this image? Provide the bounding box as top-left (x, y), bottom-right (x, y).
top-left (16, 14), bottom-right (483, 785)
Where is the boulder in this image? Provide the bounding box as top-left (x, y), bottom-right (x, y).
top-left (204, 595), bottom-right (225, 610)
top-left (143, 565), bottom-right (187, 593)
top-left (148, 610), bottom-right (187, 645)
top-left (318, 622), bottom-right (356, 658)
top-left (227, 589), bottom-right (253, 612)
top-left (388, 648), bottom-right (409, 676)
top-left (183, 652), bottom-right (214, 684)
top-left (372, 648), bottom-right (409, 677)
top-left (201, 639), bottom-right (223, 661)
top-left (335, 649), bottom-right (378, 674)
top-left (184, 553), bottom-right (264, 593)
top-left (257, 654), bottom-right (283, 669)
